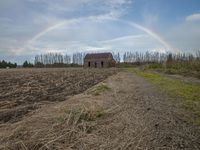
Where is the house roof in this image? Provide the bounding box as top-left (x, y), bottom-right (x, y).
top-left (84, 53), bottom-right (113, 60)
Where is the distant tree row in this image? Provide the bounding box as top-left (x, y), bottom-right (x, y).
top-left (2, 50), bottom-right (200, 69)
top-left (164, 52), bottom-right (200, 71)
top-left (34, 52), bottom-right (121, 66)
top-left (123, 51), bottom-right (169, 64)
top-left (31, 50), bottom-right (200, 69)
top-left (35, 53), bottom-right (65, 65)
top-left (34, 52), bottom-right (86, 67)
top-left (0, 60), bottom-right (17, 68)
top-left (113, 52), bottom-right (121, 63)
top-left (120, 50), bottom-right (200, 72)
top-left (23, 61), bottom-right (34, 68)
top-left (72, 53), bottom-right (86, 65)
top-left (121, 51), bottom-right (200, 63)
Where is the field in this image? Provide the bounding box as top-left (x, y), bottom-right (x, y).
top-left (0, 68), bottom-right (200, 150)
top-left (0, 68), bottom-right (117, 123)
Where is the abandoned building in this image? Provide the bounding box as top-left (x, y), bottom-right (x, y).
top-left (84, 53), bottom-right (116, 68)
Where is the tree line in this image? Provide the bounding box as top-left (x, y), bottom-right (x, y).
top-left (34, 52), bottom-right (122, 67)
top-left (0, 60), bottom-right (17, 68)
top-left (0, 60), bottom-right (34, 68)
top-left (34, 52), bottom-right (84, 67)
top-left (33, 51), bottom-right (200, 67)
top-left (120, 51), bottom-right (200, 72)
top-left (1, 50), bottom-right (200, 69)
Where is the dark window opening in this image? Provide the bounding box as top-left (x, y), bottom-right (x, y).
top-left (95, 62), bottom-right (97, 68)
top-left (101, 61), bottom-right (104, 68)
top-left (88, 62), bottom-right (90, 67)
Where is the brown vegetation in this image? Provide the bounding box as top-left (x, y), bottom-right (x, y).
top-left (0, 68), bottom-right (117, 123)
top-left (0, 71), bottom-right (199, 150)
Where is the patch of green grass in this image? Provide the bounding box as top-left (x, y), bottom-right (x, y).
top-left (127, 68), bottom-right (200, 120)
top-left (89, 84), bottom-right (111, 96)
top-left (95, 110), bottom-right (104, 118)
top-left (147, 63), bottom-right (163, 69)
top-left (56, 116), bottom-right (66, 123)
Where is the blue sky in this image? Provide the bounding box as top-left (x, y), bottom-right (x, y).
top-left (0, 0), bottom-right (200, 63)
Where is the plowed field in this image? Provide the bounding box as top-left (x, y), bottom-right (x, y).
top-left (0, 68), bottom-right (117, 123)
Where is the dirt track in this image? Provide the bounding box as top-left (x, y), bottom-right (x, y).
top-left (0, 71), bottom-right (200, 150)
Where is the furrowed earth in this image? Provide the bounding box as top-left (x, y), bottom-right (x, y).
top-left (0, 68), bottom-right (117, 123)
top-left (0, 68), bottom-right (199, 150)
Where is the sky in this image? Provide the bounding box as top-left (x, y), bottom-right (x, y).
top-left (0, 0), bottom-right (200, 64)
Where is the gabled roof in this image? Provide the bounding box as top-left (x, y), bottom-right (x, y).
top-left (84, 53), bottom-right (112, 59)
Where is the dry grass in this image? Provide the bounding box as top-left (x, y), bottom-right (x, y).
top-left (87, 83), bottom-right (111, 96)
top-left (0, 100), bottom-right (106, 150)
top-left (0, 68), bottom-right (117, 123)
top-left (0, 71), bottom-right (200, 150)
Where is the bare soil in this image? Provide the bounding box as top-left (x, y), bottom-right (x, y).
top-left (0, 70), bottom-right (199, 150)
top-left (0, 68), bottom-right (117, 123)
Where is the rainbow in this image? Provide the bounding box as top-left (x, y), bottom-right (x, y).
top-left (25, 16), bottom-right (178, 53)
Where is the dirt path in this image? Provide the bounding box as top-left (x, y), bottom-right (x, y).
top-left (91, 71), bottom-right (200, 149)
top-left (0, 71), bottom-right (200, 150)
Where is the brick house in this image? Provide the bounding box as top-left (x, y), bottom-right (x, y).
top-left (84, 53), bottom-right (116, 68)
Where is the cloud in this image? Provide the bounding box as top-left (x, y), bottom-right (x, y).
top-left (1, 0), bottom-right (200, 64)
top-left (99, 34), bottom-right (168, 51)
top-left (0, 0), bottom-right (133, 57)
top-left (26, 17), bottom-right (175, 55)
top-left (3, 15), bottom-right (174, 57)
top-left (27, 0), bottom-right (132, 16)
top-left (143, 13), bottom-right (159, 27)
top-left (165, 21), bottom-right (200, 50)
top-left (30, 33), bottom-right (169, 55)
top-left (186, 13), bottom-right (200, 22)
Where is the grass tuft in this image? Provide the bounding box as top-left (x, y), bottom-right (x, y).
top-left (56, 107), bottom-right (105, 125)
top-left (89, 84), bottom-right (111, 96)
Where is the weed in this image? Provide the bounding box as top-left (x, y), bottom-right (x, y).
top-left (89, 84), bottom-right (111, 96)
top-left (57, 107), bottom-right (105, 126)
top-left (56, 116), bottom-right (66, 124)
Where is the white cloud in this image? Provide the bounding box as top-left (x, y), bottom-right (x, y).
top-left (88, 11), bottom-right (121, 22)
top-left (1, 0), bottom-right (200, 63)
top-left (27, 0), bottom-right (132, 15)
top-left (99, 34), bottom-right (166, 50)
top-left (186, 13), bottom-right (200, 22)
top-left (0, 0), bottom-right (133, 57)
top-left (165, 21), bottom-right (200, 50)
top-left (143, 13), bottom-right (159, 27)
top-left (26, 32), bottom-right (168, 55)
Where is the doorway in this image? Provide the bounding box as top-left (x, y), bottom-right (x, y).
top-left (101, 61), bottom-right (104, 68)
